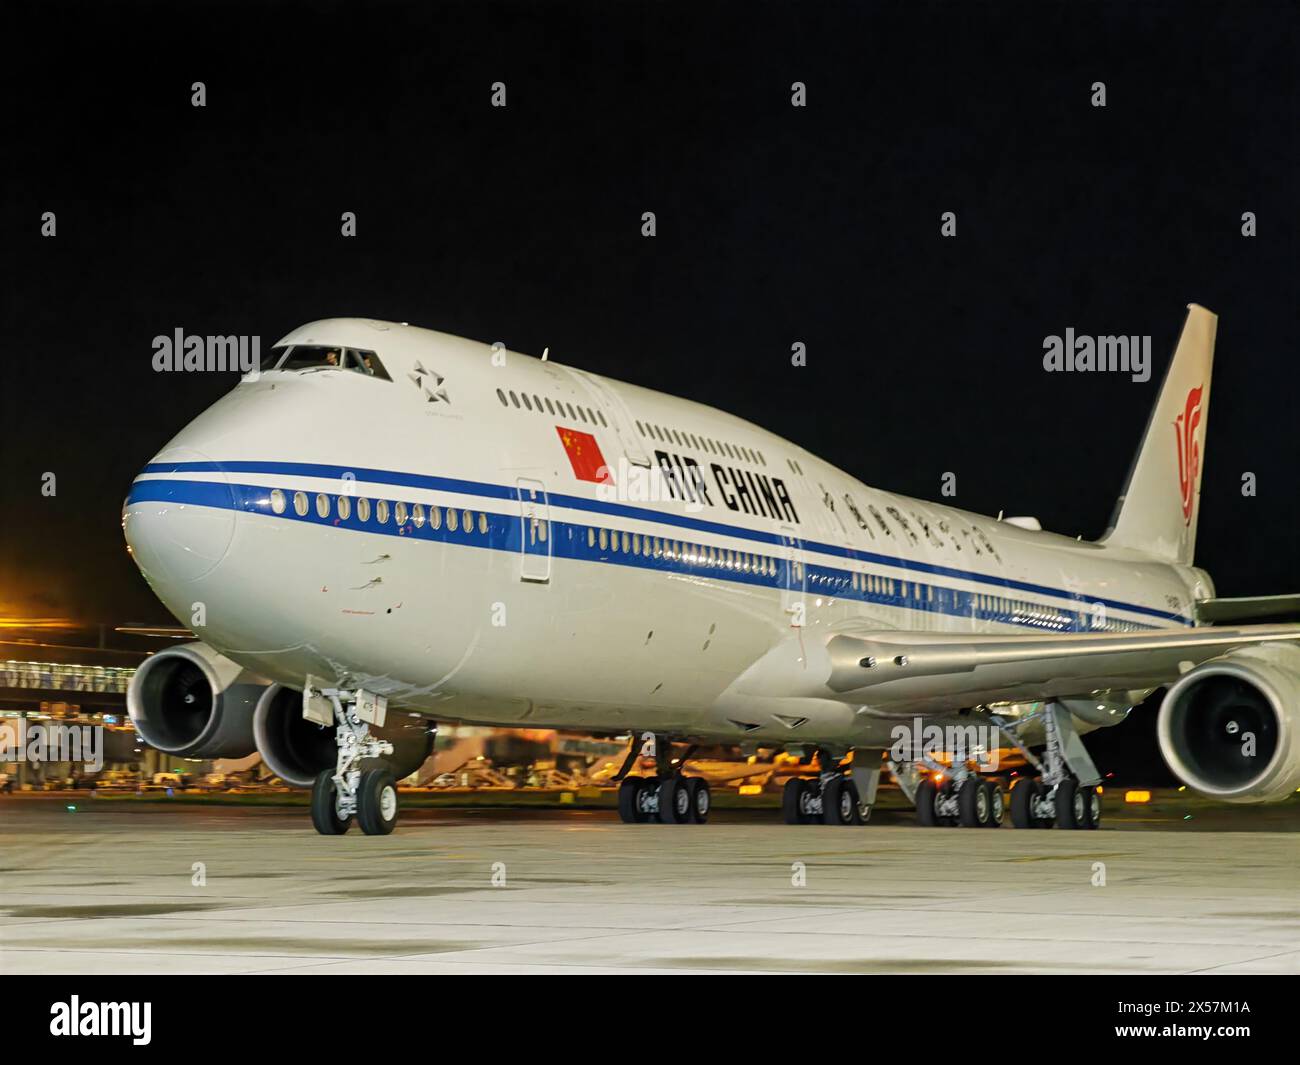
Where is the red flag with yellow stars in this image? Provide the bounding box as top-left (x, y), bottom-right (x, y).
top-left (556, 425), bottom-right (613, 484)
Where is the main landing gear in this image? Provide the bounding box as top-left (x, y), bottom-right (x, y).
top-left (615, 734), bottom-right (711, 824)
top-left (913, 773), bottom-right (1004, 828)
top-left (998, 701), bottom-right (1102, 830)
top-left (781, 749), bottom-right (881, 825)
top-left (308, 685), bottom-right (399, 836)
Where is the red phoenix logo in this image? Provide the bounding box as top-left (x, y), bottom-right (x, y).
top-left (1173, 384), bottom-right (1204, 525)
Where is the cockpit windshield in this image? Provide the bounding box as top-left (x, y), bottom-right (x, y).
top-left (260, 345), bottom-right (391, 381)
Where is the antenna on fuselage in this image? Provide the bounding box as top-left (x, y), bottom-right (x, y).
top-left (541, 347), bottom-right (550, 362)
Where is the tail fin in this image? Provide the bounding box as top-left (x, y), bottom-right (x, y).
top-left (1101, 304), bottom-right (1217, 563)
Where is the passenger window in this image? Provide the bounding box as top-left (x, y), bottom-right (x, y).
top-left (430, 506), bottom-right (441, 530)
top-left (412, 503), bottom-right (425, 527)
top-left (376, 500), bottom-right (390, 524)
top-left (337, 495), bottom-right (351, 521)
top-left (395, 501), bottom-right (408, 525)
top-left (356, 498), bottom-right (371, 522)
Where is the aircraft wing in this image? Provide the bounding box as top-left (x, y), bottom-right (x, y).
top-left (731, 622), bottom-right (1300, 713)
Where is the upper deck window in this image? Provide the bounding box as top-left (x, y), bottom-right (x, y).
top-left (261, 345), bottom-right (392, 381)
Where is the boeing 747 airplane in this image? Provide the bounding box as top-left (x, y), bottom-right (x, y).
top-left (123, 305), bottom-right (1300, 835)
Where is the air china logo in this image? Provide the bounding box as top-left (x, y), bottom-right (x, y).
top-left (1173, 384), bottom-right (1204, 525)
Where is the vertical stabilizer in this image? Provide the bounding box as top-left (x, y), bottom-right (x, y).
top-left (1101, 304), bottom-right (1217, 563)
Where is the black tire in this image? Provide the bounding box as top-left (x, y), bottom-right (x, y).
top-left (915, 778), bottom-right (940, 827)
top-left (310, 770), bottom-right (351, 835)
top-left (782, 778), bottom-right (807, 824)
top-left (617, 776), bottom-right (643, 824)
top-left (687, 777), bottom-right (711, 823)
top-left (983, 781), bottom-right (1004, 827)
top-left (1054, 778), bottom-right (1080, 830)
top-left (845, 779), bottom-right (863, 824)
top-left (657, 775), bottom-right (691, 823)
top-left (821, 776), bottom-right (856, 825)
top-left (1079, 784), bottom-right (1101, 829)
top-left (958, 778), bottom-right (991, 827)
top-left (357, 767), bottom-right (398, 835)
top-left (1009, 776), bottom-right (1036, 829)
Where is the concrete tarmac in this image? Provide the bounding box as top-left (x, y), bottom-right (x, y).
top-left (2, 796), bottom-right (1298, 974)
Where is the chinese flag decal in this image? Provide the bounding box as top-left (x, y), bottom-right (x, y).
top-left (556, 426), bottom-right (613, 484)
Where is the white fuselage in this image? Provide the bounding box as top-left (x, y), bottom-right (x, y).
top-left (123, 319), bottom-right (1212, 748)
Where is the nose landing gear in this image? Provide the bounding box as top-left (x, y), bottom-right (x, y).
top-left (307, 685), bottom-right (398, 836)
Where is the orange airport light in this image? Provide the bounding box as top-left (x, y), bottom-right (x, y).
top-left (738, 784), bottom-right (763, 796)
top-left (1124, 790), bottom-right (1151, 804)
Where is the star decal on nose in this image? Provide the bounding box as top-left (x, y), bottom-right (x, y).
top-left (408, 361), bottom-right (450, 403)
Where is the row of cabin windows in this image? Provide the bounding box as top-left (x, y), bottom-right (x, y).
top-left (584, 526), bottom-right (780, 576)
top-left (495, 388), bottom-right (609, 429)
top-left (972, 593), bottom-right (1071, 628)
top-left (269, 489), bottom-right (489, 536)
top-left (635, 421), bottom-right (766, 467)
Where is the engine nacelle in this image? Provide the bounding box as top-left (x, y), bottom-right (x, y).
top-left (127, 642), bottom-right (266, 758)
top-left (253, 684), bottom-right (435, 788)
top-left (1157, 644), bottom-right (1300, 803)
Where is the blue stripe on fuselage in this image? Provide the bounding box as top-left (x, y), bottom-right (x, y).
top-left (134, 460), bottom-right (1190, 626)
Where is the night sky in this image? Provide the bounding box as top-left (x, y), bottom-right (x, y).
top-left (3, 0), bottom-right (1297, 634)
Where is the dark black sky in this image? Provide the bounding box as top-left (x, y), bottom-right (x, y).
top-left (3, 0), bottom-right (1297, 632)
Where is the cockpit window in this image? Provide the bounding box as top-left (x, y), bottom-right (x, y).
top-left (260, 344), bottom-right (391, 381)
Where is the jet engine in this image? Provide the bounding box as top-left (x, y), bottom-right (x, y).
top-left (253, 683), bottom-right (435, 787)
top-left (1157, 644), bottom-right (1300, 803)
top-left (126, 642), bottom-right (266, 758)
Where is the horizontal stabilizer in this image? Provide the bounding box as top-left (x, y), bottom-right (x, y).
top-left (1196, 595), bottom-right (1300, 625)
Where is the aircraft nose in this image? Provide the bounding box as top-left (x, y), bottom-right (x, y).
top-left (124, 445), bottom-right (238, 586)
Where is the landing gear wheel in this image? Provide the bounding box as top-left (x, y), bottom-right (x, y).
top-left (310, 770), bottom-right (351, 835)
top-left (1009, 776), bottom-right (1038, 829)
top-left (618, 775), bottom-right (646, 823)
top-left (1054, 778), bottom-right (1081, 830)
top-left (782, 778), bottom-right (813, 824)
top-left (915, 778), bottom-right (940, 827)
top-left (845, 780), bottom-right (863, 824)
top-left (958, 778), bottom-right (991, 827)
top-left (822, 777), bottom-right (857, 825)
top-left (356, 768), bottom-right (398, 835)
top-left (1078, 784), bottom-right (1101, 829)
top-left (657, 776), bottom-right (691, 824)
top-left (983, 781), bottom-right (1004, 827)
top-left (686, 777), bottom-right (710, 823)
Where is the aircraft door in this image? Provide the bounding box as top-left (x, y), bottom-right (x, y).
top-left (780, 524), bottom-right (805, 627)
top-left (562, 367), bottom-right (651, 468)
top-left (516, 477), bottom-right (551, 583)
